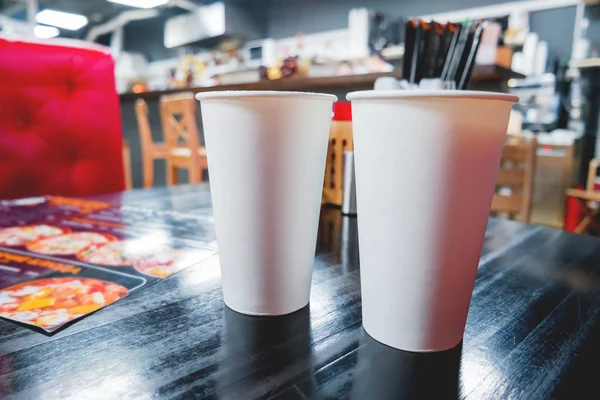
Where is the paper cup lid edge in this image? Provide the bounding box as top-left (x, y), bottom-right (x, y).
top-left (196, 90), bottom-right (337, 102)
top-left (346, 90), bottom-right (518, 103)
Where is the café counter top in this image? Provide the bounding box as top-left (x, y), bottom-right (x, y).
top-left (119, 65), bottom-right (524, 100)
top-left (2, 184), bottom-right (600, 399)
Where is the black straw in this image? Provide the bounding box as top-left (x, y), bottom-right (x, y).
top-left (410, 22), bottom-right (423, 84)
top-left (458, 21), bottom-right (486, 89)
top-left (440, 23), bottom-right (461, 81)
top-left (402, 20), bottom-right (417, 84)
top-left (401, 18), bottom-right (487, 89)
top-left (447, 21), bottom-right (475, 85)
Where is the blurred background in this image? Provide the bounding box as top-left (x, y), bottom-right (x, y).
top-left (3, 0), bottom-right (600, 234)
top-left (1, 0), bottom-right (594, 92)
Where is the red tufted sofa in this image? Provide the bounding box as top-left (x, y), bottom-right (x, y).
top-left (0, 38), bottom-right (125, 200)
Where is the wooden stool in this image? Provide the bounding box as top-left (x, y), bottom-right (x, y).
top-left (122, 139), bottom-right (133, 190)
top-left (566, 159), bottom-right (600, 234)
top-left (491, 136), bottom-right (537, 223)
top-left (135, 99), bottom-right (169, 188)
top-left (159, 93), bottom-right (208, 185)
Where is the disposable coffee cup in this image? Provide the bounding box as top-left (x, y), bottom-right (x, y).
top-left (196, 91), bottom-right (337, 316)
top-left (347, 90), bottom-right (518, 352)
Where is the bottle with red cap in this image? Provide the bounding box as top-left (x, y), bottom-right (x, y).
top-left (323, 102), bottom-right (354, 206)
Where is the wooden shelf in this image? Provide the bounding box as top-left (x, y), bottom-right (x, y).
top-left (569, 58), bottom-right (600, 69)
top-left (120, 65), bottom-right (524, 101)
top-left (469, 64), bottom-right (524, 81)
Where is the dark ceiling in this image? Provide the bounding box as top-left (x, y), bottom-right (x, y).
top-left (3, 0), bottom-right (140, 26)
top-left (0, 0), bottom-right (262, 39)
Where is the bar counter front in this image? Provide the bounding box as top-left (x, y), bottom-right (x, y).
top-left (119, 67), bottom-right (523, 189)
top-left (0, 184), bottom-right (599, 399)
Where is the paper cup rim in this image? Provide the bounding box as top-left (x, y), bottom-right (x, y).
top-left (196, 90), bottom-right (338, 102)
top-left (346, 90), bottom-right (518, 103)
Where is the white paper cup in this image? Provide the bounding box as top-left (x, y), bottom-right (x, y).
top-left (347, 90), bottom-right (518, 352)
top-left (197, 91), bottom-right (337, 316)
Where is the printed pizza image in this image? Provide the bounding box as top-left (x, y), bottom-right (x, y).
top-left (134, 250), bottom-right (198, 278)
top-left (26, 232), bottom-right (116, 255)
top-left (77, 241), bottom-right (150, 266)
top-left (0, 225), bottom-right (69, 247)
top-left (77, 240), bottom-right (202, 279)
top-left (0, 277), bottom-right (128, 330)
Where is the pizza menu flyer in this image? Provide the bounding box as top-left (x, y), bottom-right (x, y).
top-left (0, 196), bottom-right (216, 334)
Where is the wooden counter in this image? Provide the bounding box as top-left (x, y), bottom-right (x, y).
top-left (4, 185), bottom-right (600, 399)
top-left (119, 65), bottom-right (523, 188)
top-left (120, 65), bottom-right (524, 100)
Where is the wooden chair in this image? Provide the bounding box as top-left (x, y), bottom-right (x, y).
top-left (565, 159), bottom-right (600, 233)
top-left (122, 140), bottom-right (133, 190)
top-left (317, 207), bottom-right (342, 255)
top-left (491, 136), bottom-right (537, 223)
top-left (159, 93), bottom-right (208, 185)
top-left (322, 124), bottom-right (353, 206)
top-left (135, 99), bottom-right (169, 188)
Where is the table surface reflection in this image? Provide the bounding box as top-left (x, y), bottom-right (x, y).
top-left (1, 184), bottom-right (600, 399)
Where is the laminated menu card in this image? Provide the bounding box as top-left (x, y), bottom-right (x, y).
top-left (0, 196), bottom-right (216, 333)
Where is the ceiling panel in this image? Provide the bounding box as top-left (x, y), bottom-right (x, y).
top-left (0, 0), bottom-right (269, 39)
top-left (1, 0), bottom-right (188, 38)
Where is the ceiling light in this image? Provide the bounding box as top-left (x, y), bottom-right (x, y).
top-left (34, 25), bottom-right (60, 39)
top-left (107, 0), bottom-right (170, 8)
top-left (36, 9), bottom-right (88, 31)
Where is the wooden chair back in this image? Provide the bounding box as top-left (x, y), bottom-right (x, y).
top-left (586, 159), bottom-right (599, 192)
top-left (160, 93), bottom-right (207, 185)
top-left (135, 99), bottom-right (155, 155)
top-left (565, 159), bottom-right (600, 234)
top-left (491, 136), bottom-right (537, 223)
top-left (136, 98), bottom-right (171, 188)
top-left (122, 139), bottom-right (133, 190)
top-left (322, 123), bottom-right (354, 206)
top-left (159, 93), bottom-right (202, 152)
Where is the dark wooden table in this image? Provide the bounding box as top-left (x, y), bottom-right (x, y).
top-left (1, 184), bottom-right (600, 399)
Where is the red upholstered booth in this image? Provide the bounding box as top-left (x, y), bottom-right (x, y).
top-left (0, 38), bottom-right (125, 200)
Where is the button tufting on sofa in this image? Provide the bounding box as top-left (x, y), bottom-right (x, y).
top-left (0, 38), bottom-right (125, 200)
